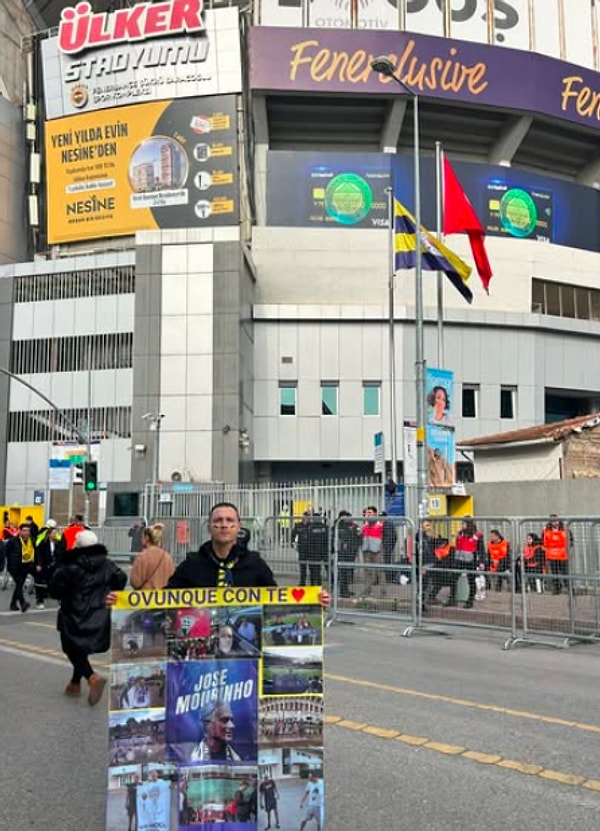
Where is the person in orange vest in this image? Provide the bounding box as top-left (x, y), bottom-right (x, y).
top-left (449, 518), bottom-right (484, 609)
top-left (62, 514), bottom-right (88, 551)
top-left (521, 532), bottom-right (545, 593)
top-left (542, 514), bottom-right (570, 595)
top-left (487, 529), bottom-right (511, 592)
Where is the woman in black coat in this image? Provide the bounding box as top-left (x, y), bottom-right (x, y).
top-left (49, 529), bottom-right (126, 705)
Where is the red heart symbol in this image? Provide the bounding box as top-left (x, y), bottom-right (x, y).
top-left (291, 588), bottom-right (305, 603)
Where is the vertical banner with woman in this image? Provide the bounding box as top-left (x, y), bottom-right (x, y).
top-left (425, 367), bottom-right (456, 488)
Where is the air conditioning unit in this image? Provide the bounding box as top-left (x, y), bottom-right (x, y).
top-left (171, 471), bottom-right (183, 482)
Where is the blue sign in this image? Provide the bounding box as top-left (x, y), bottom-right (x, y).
top-left (33, 490), bottom-right (45, 506)
top-left (385, 485), bottom-right (405, 517)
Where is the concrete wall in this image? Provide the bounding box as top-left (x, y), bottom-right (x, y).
top-left (132, 228), bottom-right (254, 486)
top-left (0, 0), bottom-right (33, 105)
top-left (251, 227), bottom-right (600, 311)
top-left (468, 479), bottom-right (600, 518)
top-left (0, 98), bottom-right (27, 265)
top-left (470, 443), bottom-right (562, 483)
top-left (252, 307), bottom-right (600, 464)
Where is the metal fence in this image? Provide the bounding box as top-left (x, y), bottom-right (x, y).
top-left (93, 510), bottom-right (600, 650)
top-left (142, 478), bottom-right (386, 526)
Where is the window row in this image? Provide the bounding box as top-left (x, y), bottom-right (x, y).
top-left (13, 266), bottom-right (135, 303)
top-left (532, 278), bottom-right (600, 321)
top-left (8, 406), bottom-right (132, 443)
top-left (10, 332), bottom-right (133, 375)
top-left (280, 383), bottom-right (381, 417)
top-left (279, 383), bottom-right (517, 420)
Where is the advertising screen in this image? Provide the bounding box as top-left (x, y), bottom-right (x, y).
top-left (484, 180), bottom-right (553, 243)
top-left (267, 152), bottom-right (392, 228)
top-left (44, 96), bottom-right (239, 244)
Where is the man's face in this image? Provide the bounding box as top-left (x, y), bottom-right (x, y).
top-left (19, 526), bottom-right (30, 540)
top-left (210, 507), bottom-right (241, 546)
top-left (207, 705), bottom-right (234, 743)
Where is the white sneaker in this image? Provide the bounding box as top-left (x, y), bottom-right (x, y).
top-left (35, 602), bottom-right (45, 610)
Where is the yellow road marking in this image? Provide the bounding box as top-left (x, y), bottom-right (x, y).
top-left (25, 621), bottom-right (56, 629)
top-left (328, 714), bottom-right (600, 794)
top-left (325, 672), bottom-right (600, 736)
top-left (0, 636), bottom-right (109, 668)
top-left (424, 741), bottom-right (465, 755)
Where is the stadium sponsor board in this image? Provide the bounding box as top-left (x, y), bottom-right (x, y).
top-left (41, 5), bottom-right (241, 119)
top-left (45, 96), bottom-right (239, 244)
top-left (249, 26), bottom-right (600, 132)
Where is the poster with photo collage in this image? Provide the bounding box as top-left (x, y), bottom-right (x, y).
top-left (106, 587), bottom-right (325, 831)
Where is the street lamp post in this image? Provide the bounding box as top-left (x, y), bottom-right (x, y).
top-left (370, 57), bottom-right (428, 521)
top-left (142, 412), bottom-right (165, 519)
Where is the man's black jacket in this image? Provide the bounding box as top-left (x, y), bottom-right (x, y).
top-left (168, 541), bottom-right (277, 588)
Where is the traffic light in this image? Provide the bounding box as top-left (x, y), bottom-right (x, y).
top-left (83, 461), bottom-right (98, 492)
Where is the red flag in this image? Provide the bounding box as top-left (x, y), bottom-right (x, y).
top-left (443, 155), bottom-right (493, 294)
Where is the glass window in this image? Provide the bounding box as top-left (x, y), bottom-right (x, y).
top-left (545, 282), bottom-right (560, 316)
top-left (575, 287), bottom-right (590, 320)
top-left (560, 285), bottom-right (575, 318)
top-left (321, 384), bottom-right (338, 416)
top-left (462, 385), bottom-right (478, 418)
top-left (531, 279), bottom-right (544, 313)
top-left (500, 386), bottom-right (516, 419)
top-left (279, 385), bottom-right (296, 416)
top-left (363, 383), bottom-right (381, 416)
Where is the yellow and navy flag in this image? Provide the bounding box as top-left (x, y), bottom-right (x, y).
top-left (394, 199), bottom-right (473, 304)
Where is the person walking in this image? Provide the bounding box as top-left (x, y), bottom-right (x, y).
top-left (129, 523), bottom-right (175, 590)
top-left (33, 519), bottom-right (65, 609)
top-left (6, 523), bottom-right (35, 612)
top-left (49, 529), bottom-right (127, 704)
top-left (62, 514), bottom-right (88, 551)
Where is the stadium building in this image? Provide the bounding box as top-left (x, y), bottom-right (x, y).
top-left (1, 0), bottom-right (600, 515)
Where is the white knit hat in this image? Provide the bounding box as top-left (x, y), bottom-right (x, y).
top-left (74, 529), bottom-right (98, 548)
top-left (46, 519), bottom-right (57, 529)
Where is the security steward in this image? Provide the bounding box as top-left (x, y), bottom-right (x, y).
top-left (542, 514), bottom-right (569, 595)
top-left (487, 529), bottom-right (511, 592)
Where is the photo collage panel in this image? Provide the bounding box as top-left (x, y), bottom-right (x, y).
top-left (106, 588), bottom-right (324, 831)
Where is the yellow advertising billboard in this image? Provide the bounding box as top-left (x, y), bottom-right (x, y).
top-left (44, 96), bottom-right (238, 244)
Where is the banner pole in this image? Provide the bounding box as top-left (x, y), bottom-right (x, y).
top-left (387, 187), bottom-right (398, 483)
top-left (435, 141), bottom-right (445, 369)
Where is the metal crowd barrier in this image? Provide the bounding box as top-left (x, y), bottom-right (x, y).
top-left (505, 517), bottom-right (600, 649)
top-left (92, 511), bottom-right (600, 649)
top-left (326, 515), bottom-right (417, 627)
top-left (406, 516), bottom-right (518, 643)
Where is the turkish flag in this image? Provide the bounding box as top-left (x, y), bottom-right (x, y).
top-left (443, 155), bottom-right (493, 294)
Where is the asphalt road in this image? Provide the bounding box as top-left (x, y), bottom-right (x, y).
top-left (1, 585), bottom-right (600, 830)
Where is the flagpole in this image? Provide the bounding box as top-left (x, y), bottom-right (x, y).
top-left (412, 91), bottom-right (428, 521)
top-left (371, 55), bottom-right (428, 522)
top-left (387, 187), bottom-right (398, 484)
top-left (435, 141), bottom-right (445, 368)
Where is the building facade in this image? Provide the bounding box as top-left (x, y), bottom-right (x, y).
top-left (2, 0), bottom-right (600, 513)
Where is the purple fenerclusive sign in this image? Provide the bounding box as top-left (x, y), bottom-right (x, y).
top-left (249, 27), bottom-right (600, 132)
